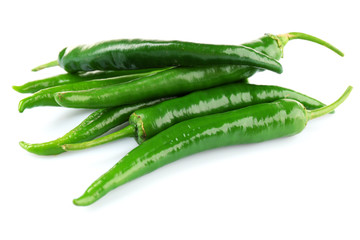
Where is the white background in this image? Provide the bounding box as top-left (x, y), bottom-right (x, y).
top-left (1, 0), bottom-right (359, 239)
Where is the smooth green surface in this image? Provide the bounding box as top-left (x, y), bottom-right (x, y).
top-left (32, 31), bottom-right (343, 75)
top-left (13, 68), bottom-right (171, 93)
top-left (53, 32), bottom-right (343, 110)
top-left (73, 86), bottom-right (352, 206)
top-left (73, 99), bottom-right (309, 206)
top-left (18, 71), bottom-right (160, 112)
top-left (54, 66), bottom-right (256, 109)
top-left (19, 98), bottom-right (168, 155)
top-left (242, 34), bottom-right (282, 60)
top-left (20, 33), bottom-right (284, 154)
top-left (57, 39), bottom-right (283, 73)
top-left (63, 82), bottom-right (328, 151)
top-left (129, 83), bottom-right (328, 144)
top-left (53, 31), bottom-right (286, 109)
top-left (63, 125), bottom-right (135, 151)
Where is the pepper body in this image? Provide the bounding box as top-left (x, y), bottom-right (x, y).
top-left (129, 83), bottom-right (326, 144)
top-left (18, 71), bottom-right (158, 112)
top-left (19, 98), bottom-right (168, 155)
top-left (53, 35), bottom-right (285, 109)
top-left (13, 68), bottom-right (170, 94)
top-left (55, 66), bottom-right (256, 109)
top-left (55, 32), bottom-right (343, 110)
top-left (58, 39), bottom-right (283, 74)
top-left (54, 33), bottom-right (289, 109)
top-left (73, 99), bottom-right (308, 206)
top-left (242, 34), bottom-right (282, 60)
top-left (73, 86), bottom-right (352, 206)
top-left (32, 32), bottom-right (343, 74)
top-left (21, 34), bottom-right (287, 152)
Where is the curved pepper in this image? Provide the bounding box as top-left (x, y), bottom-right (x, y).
top-left (62, 82), bottom-right (329, 151)
top-left (31, 32), bottom-right (343, 74)
top-left (53, 32), bottom-right (344, 109)
top-left (13, 68), bottom-right (171, 94)
top-left (54, 66), bottom-right (254, 109)
top-left (19, 98), bottom-right (170, 155)
top-left (73, 86), bottom-right (352, 206)
top-left (32, 39), bottom-right (283, 74)
top-left (18, 69), bottom-right (165, 112)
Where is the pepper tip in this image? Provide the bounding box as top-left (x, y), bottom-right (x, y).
top-left (19, 141), bottom-right (30, 150)
top-left (72, 198), bottom-right (81, 206)
top-left (73, 195), bottom-right (93, 206)
top-left (18, 101), bottom-right (26, 113)
top-left (12, 85), bottom-right (22, 93)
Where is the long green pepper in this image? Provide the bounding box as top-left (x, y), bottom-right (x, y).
top-left (63, 82), bottom-right (329, 151)
top-left (73, 86), bottom-right (352, 206)
top-left (32, 38), bottom-right (284, 74)
top-left (55, 66), bottom-right (254, 109)
top-left (53, 32), bottom-right (343, 109)
top-left (19, 32), bottom-right (344, 154)
top-left (19, 98), bottom-right (170, 155)
top-left (13, 68), bottom-right (170, 94)
top-left (17, 69), bottom-right (166, 112)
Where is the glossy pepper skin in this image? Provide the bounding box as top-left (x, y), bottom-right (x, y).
top-left (72, 86), bottom-right (352, 206)
top-left (128, 83), bottom-right (328, 144)
top-left (13, 68), bottom-right (170, 94)
top-left (38, 39), bottom-right (284, 74)
top-left (32, 32), bottom-right (343, 74)
top-left (18, 70), bottom-right (164, 112)
top-left (63, 82), bottom-right (328, 151)
top-left (54, 32), bottom-right (344, 109)
top-left (19, 98), bottom-right (169, 155)
top-left (54, 66), bottom-right (254, 109)
top-left (18, 33), bottom-right (288, 153)
top-left (16, 35), bottom-right (281, 94)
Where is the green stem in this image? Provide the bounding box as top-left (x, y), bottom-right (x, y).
top-left (32, 60), bottom-right (59, 72)
top-left (307, 86), bottom-right (352, 121)
top-left (274, 32), bottom-right (344, 57)
top-left (62, 125), bottom-right (135, 151)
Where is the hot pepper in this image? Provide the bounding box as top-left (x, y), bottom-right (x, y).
top-left (53, 32), bottom-right (343, 109)
top-left (19, 98), bottom-right (170, 155)
top-left (13, 68), bottom-right (170, 94)
top-left (18, 69), bottom-right (165, 112)
top-left (32, 32), bottom-right (343, 75)
top-left (63, 82), bottom-right (329, 151)
top-left (54, 65), bottom-right (254, 109)
top-left (32, 38), bottom-right (283, 74)
top-left (73, 86), bottom-right (352, 206)
top-left (20, 32), bottom-right (343, 153)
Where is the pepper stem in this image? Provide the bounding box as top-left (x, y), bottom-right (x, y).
top-left (31, 60), bottom-right (59, 72)
top-left (307, 86), bottom-right (352, 121)
top-left (273, 32), bottom-right (344, 57)
top-left (62, 125), bottom-right (135, 151)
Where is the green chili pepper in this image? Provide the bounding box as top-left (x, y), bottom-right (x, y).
top-left (18, 69), bottom-right (165, 113)
top-left (21, 32), bottom-right (343, 153)
top-left (63, 82), bottom-right (328, 151)
top-left (19, 98), bottom-right (169, 155)
top-left (12, 68), bottom-right (169, 94)
top-left (54, 66), bottom-right (254, 109)
top-left (73, 86), bottom-right (352, 206)
top-left (32, 32), bottom-right (343, 74)
top-left (53, 32), bottom-right (343, 109)
top-left (32, 39), bottom-right (284, 74)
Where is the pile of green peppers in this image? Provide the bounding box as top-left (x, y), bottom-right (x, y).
top-left (13, 32), bottom-right (352, 206)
